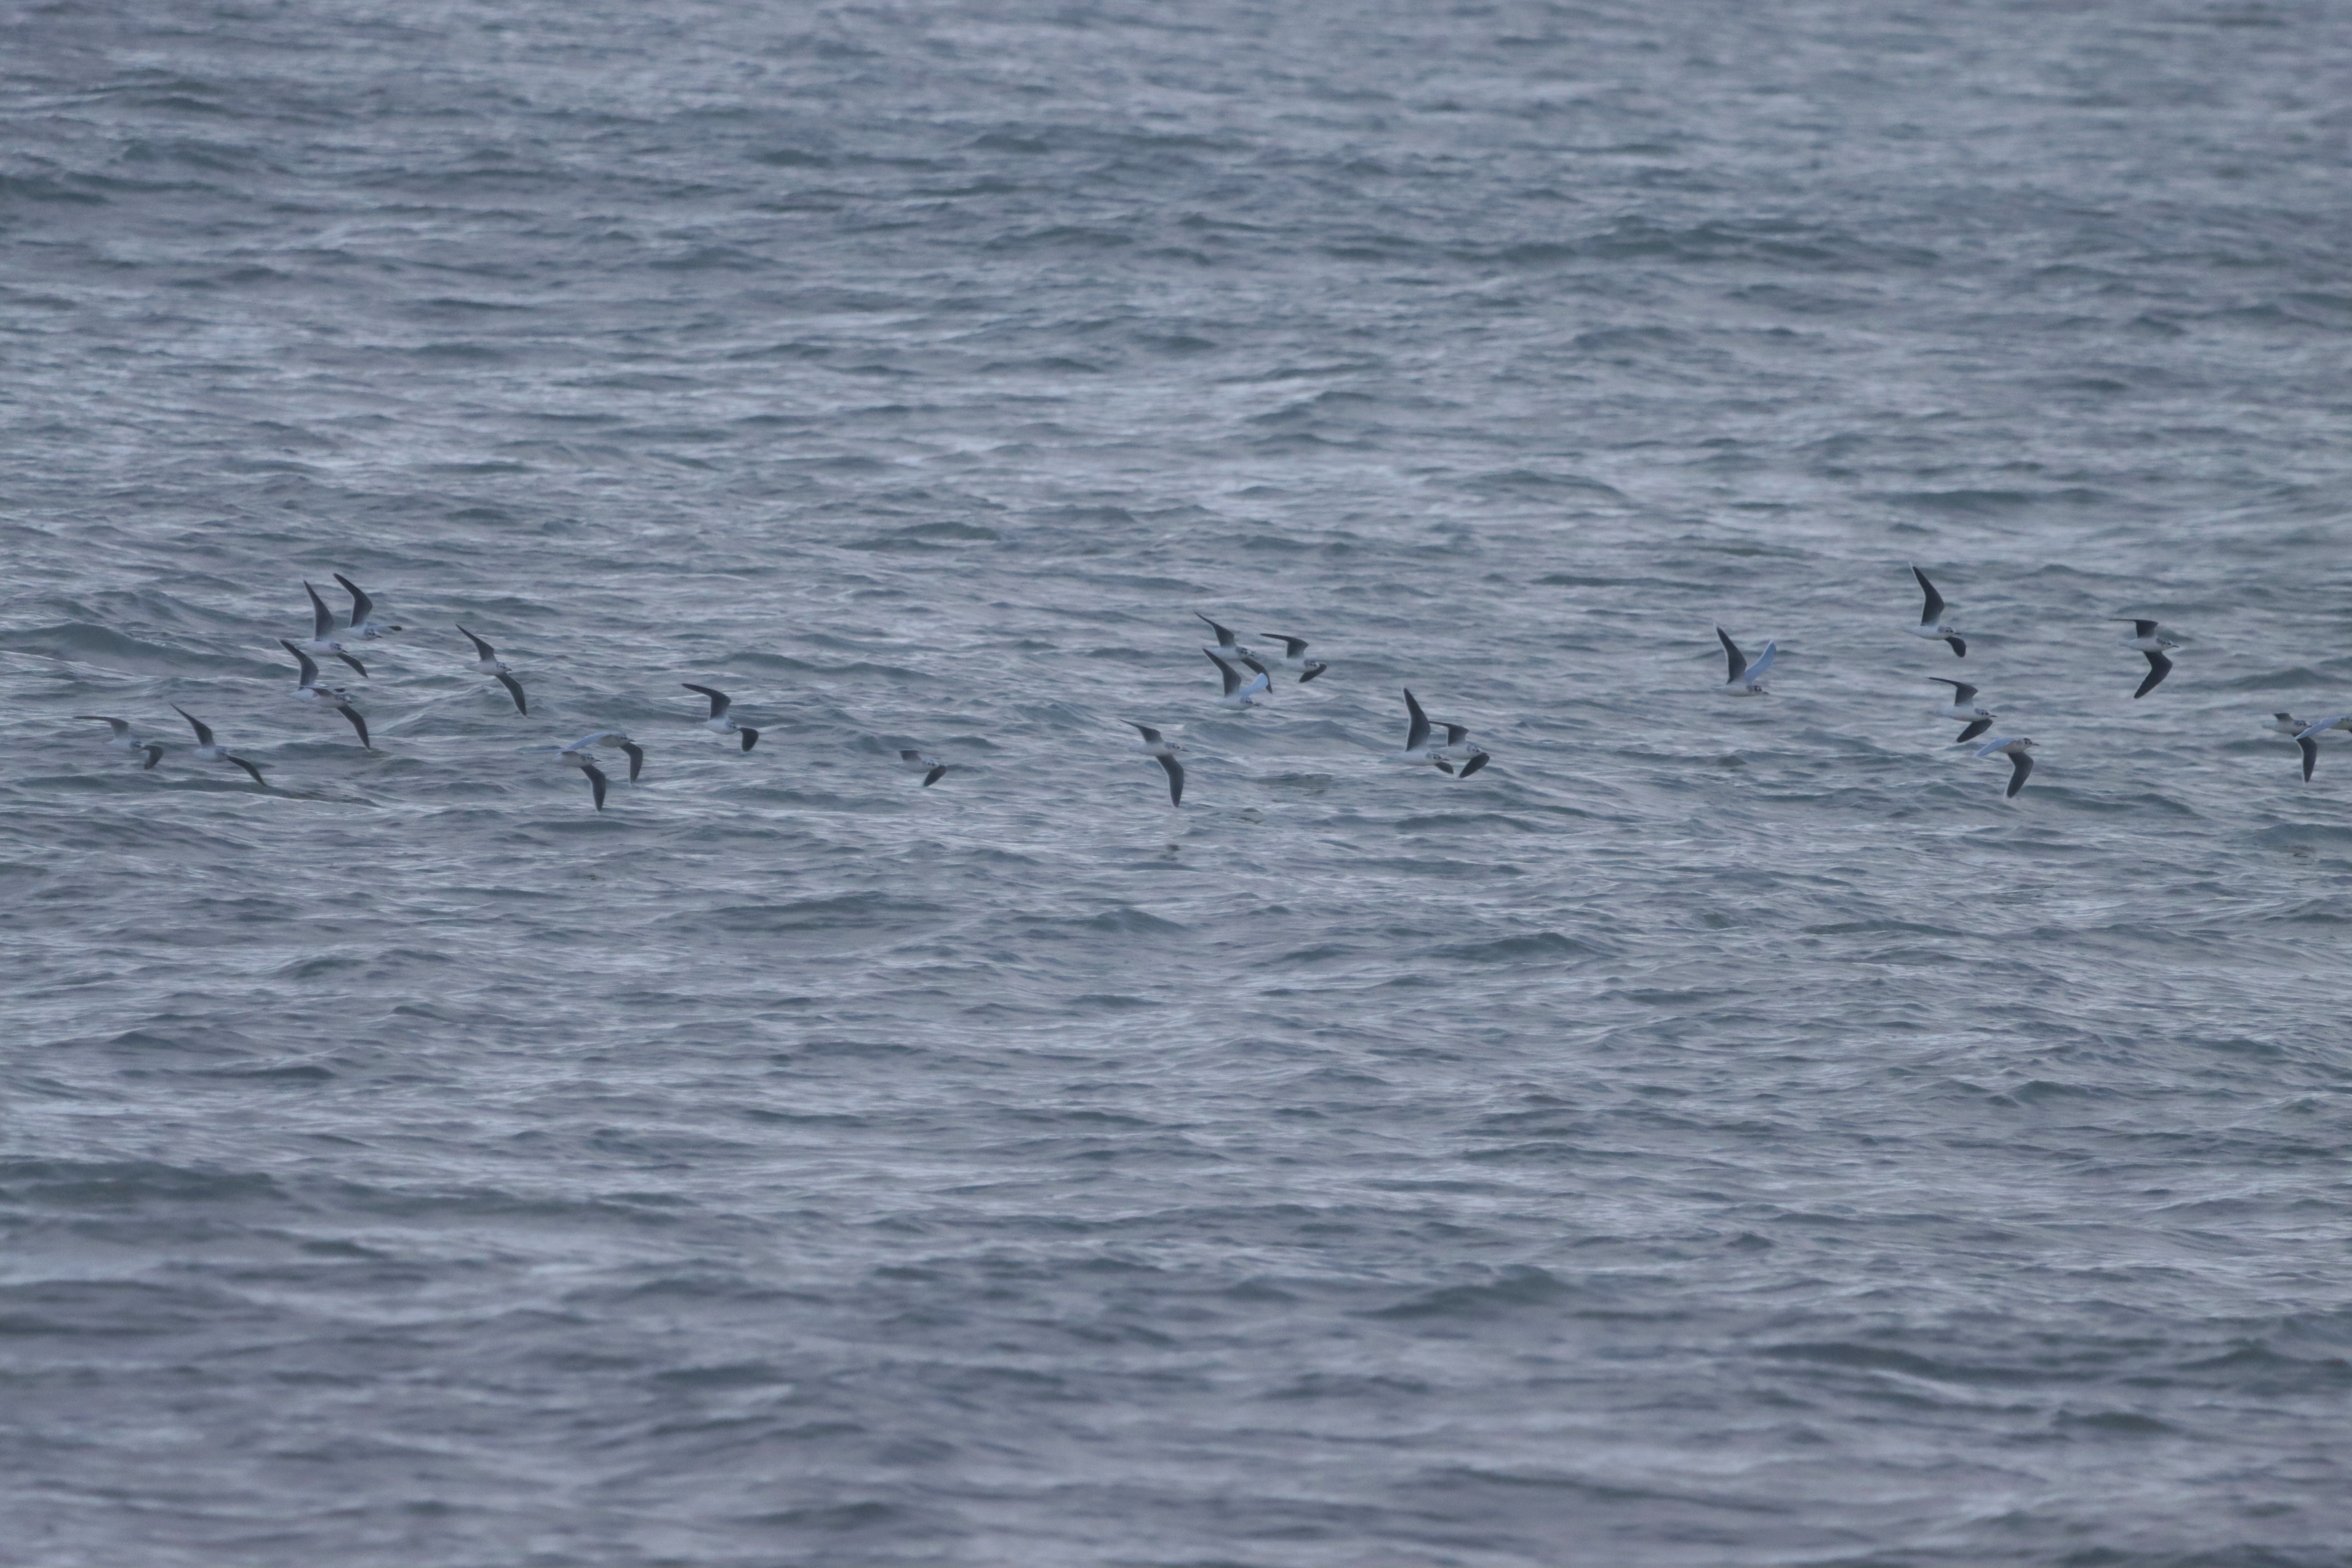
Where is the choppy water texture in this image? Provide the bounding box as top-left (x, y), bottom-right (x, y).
top-left (6, 1), bottom-right (2352, 1563)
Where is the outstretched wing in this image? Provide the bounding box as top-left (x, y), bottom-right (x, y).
top-left (1457, 753), bottom-right (1491, 779)
top-left (581, 762), bottom-right (609, 810)
top-left (457, 624), bottom-right (497, 661)
top-left (229, 755), bottom-right (267, 787)
top-left (304, 580), bottom-right (334, 639)
top-left (1716, 627), bottom-right (1745, 684)
top-left (495, 671), bottom-right (528, 714)
top-left (1744, 641), bottom-right (1777, 683)
top-left (620, 741), bottom-right (646, 782)
top-left (336, 704), bottom-right (371, 750)
top-left (1130, 723), bottom-right (1163, 744)
top-left (1912, 565), bottom-right (1945, 626)
top-left (2299, 736), bottom-right (2319, 782)
top-left (2005, 753), bottom-right (2034, 799)
top-left (923, 765), bottom-right (947, 788)
top-left (172, 705), bottom-right (215, 747)
top-left (1402, 689), bottom-right (1430, 751)
top-left (1206, 651), bottom-right (1240, 694)
top-left (1957, 717), bottom-right (1993, 743)
top-left (2134, 649), bottom-right (2171, 699)
top-left (280, 638), bottom-right (320, 687)
top-left (334, 573), bottom-right (375, 625)
top-left (1157, 753), bottom-right (1184, 807)
top-left (683, 683), bottom-right (730, 718)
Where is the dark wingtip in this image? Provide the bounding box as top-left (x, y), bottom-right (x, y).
top-left (740, 729), bottom-right (759, 752)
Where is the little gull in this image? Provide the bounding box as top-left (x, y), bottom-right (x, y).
top-left (899, 750), bottom-right (950, 787)
top-left (75, 715), bottom-right (146, 753)
top-left (563, 730), bottom-right (644, 782)
top-left (75, 716), bottom-right (166, 769)
top-left (1909, 567), bottom-right (1966, 657)
top-left (279, 639), bottom-right (372, 749)
top-left (169, 705), bottom-right (266, 786)
top-left (683, 684), bottom-right (760, 751)
top-left (1258, 633), bottom-right (1329, 684)
top-left (1196, 614), bottom-right (1256, 667)
top-left (333, 574), bottom-right (403, 639)
top-left (1129, 722), bottom-right (1185, 807)
top-left (1928, 678), bottom-right (1997, 744)
top-left (1716, 628), bottom-right (1776, 694)
top-left (1972, 735), bottom-right (2036, 798)
top-left (298, 582), bottom-right (369, 677)
top-left (2111, 618), bottom-right (2179, 699)
top-left (457, 626), bottom-right (528, 714)
top-left (1207, 651), bottom-right (1271, 707)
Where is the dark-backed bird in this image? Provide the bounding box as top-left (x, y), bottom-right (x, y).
top-left (170, 705), bottom-right (266, 786)
top-left (2112, 618), bottom-right (2180, 699)
top-left (683, 684), bottom-right (759, 751)
top-left (1129, 723), bottom-right (1184, 807)
top-left (1973, 735), bottom-right (2036, 799)
top-left (457, 626), bottom-right (528, 714)
top-left (334, 574), bottom-right (403, 639)
top-left (279, 640), bottom-right (371, 749)
top-left (1909, 566), bottom-right (1966, 657)
top-left (1196, 614), bottom-right (1256, 667)
top-left (1929, 678), bottom-right (1996, 744)
top-left (1258, 633), bottom-right (1328, 683)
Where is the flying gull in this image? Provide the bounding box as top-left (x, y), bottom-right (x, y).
top-left (75, 716), bottom-right (164, 769)
top-left (899, 750), bottom-right (950, 787)
top-left (683, 684), bottom-right (760, 751)
top-left (1207, 651), bottom-right (1272, 707)
top-left (1928, 678), bottom-right (1997, 743)
top-left (1257, 632), bottom-right (1329, 684)
top-left (2112, 618), bottom-right (2179, 699)
top-left (279, 639), bottom-right (372, 748)
top-left (1972, 735), bottom-right (2036, 799)
top-left (169, 705), bottom-right (266, 786)
top-left (457, 626), bottom-right (528, 714)
top-left (333, 574), bottom-right (403, 639)
top-left (1716, 628), bottom-right (1776, 694)
top-left (1910, 567), bottom-right (1966, 657)
top-left (298, 582), bottom-right (369, 676)
top-left (563, 730), bottom-right (644, 782)
top-left (1196, 614), bottom-right (1256, 667)
top-left (1129, 722), bottom-right (1184, 807)
top-left (1385, 689), bottom-right (1449, 769)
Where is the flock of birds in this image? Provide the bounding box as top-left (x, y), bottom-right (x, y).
top-left (61, 567), bottom-right (2326, 811)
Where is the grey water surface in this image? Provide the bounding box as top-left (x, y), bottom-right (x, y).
top-left (5, 1), bottom-right (2352, 1564)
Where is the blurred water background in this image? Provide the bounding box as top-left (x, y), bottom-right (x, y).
top-left (5, 1), bottom-right (2352, 1562)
